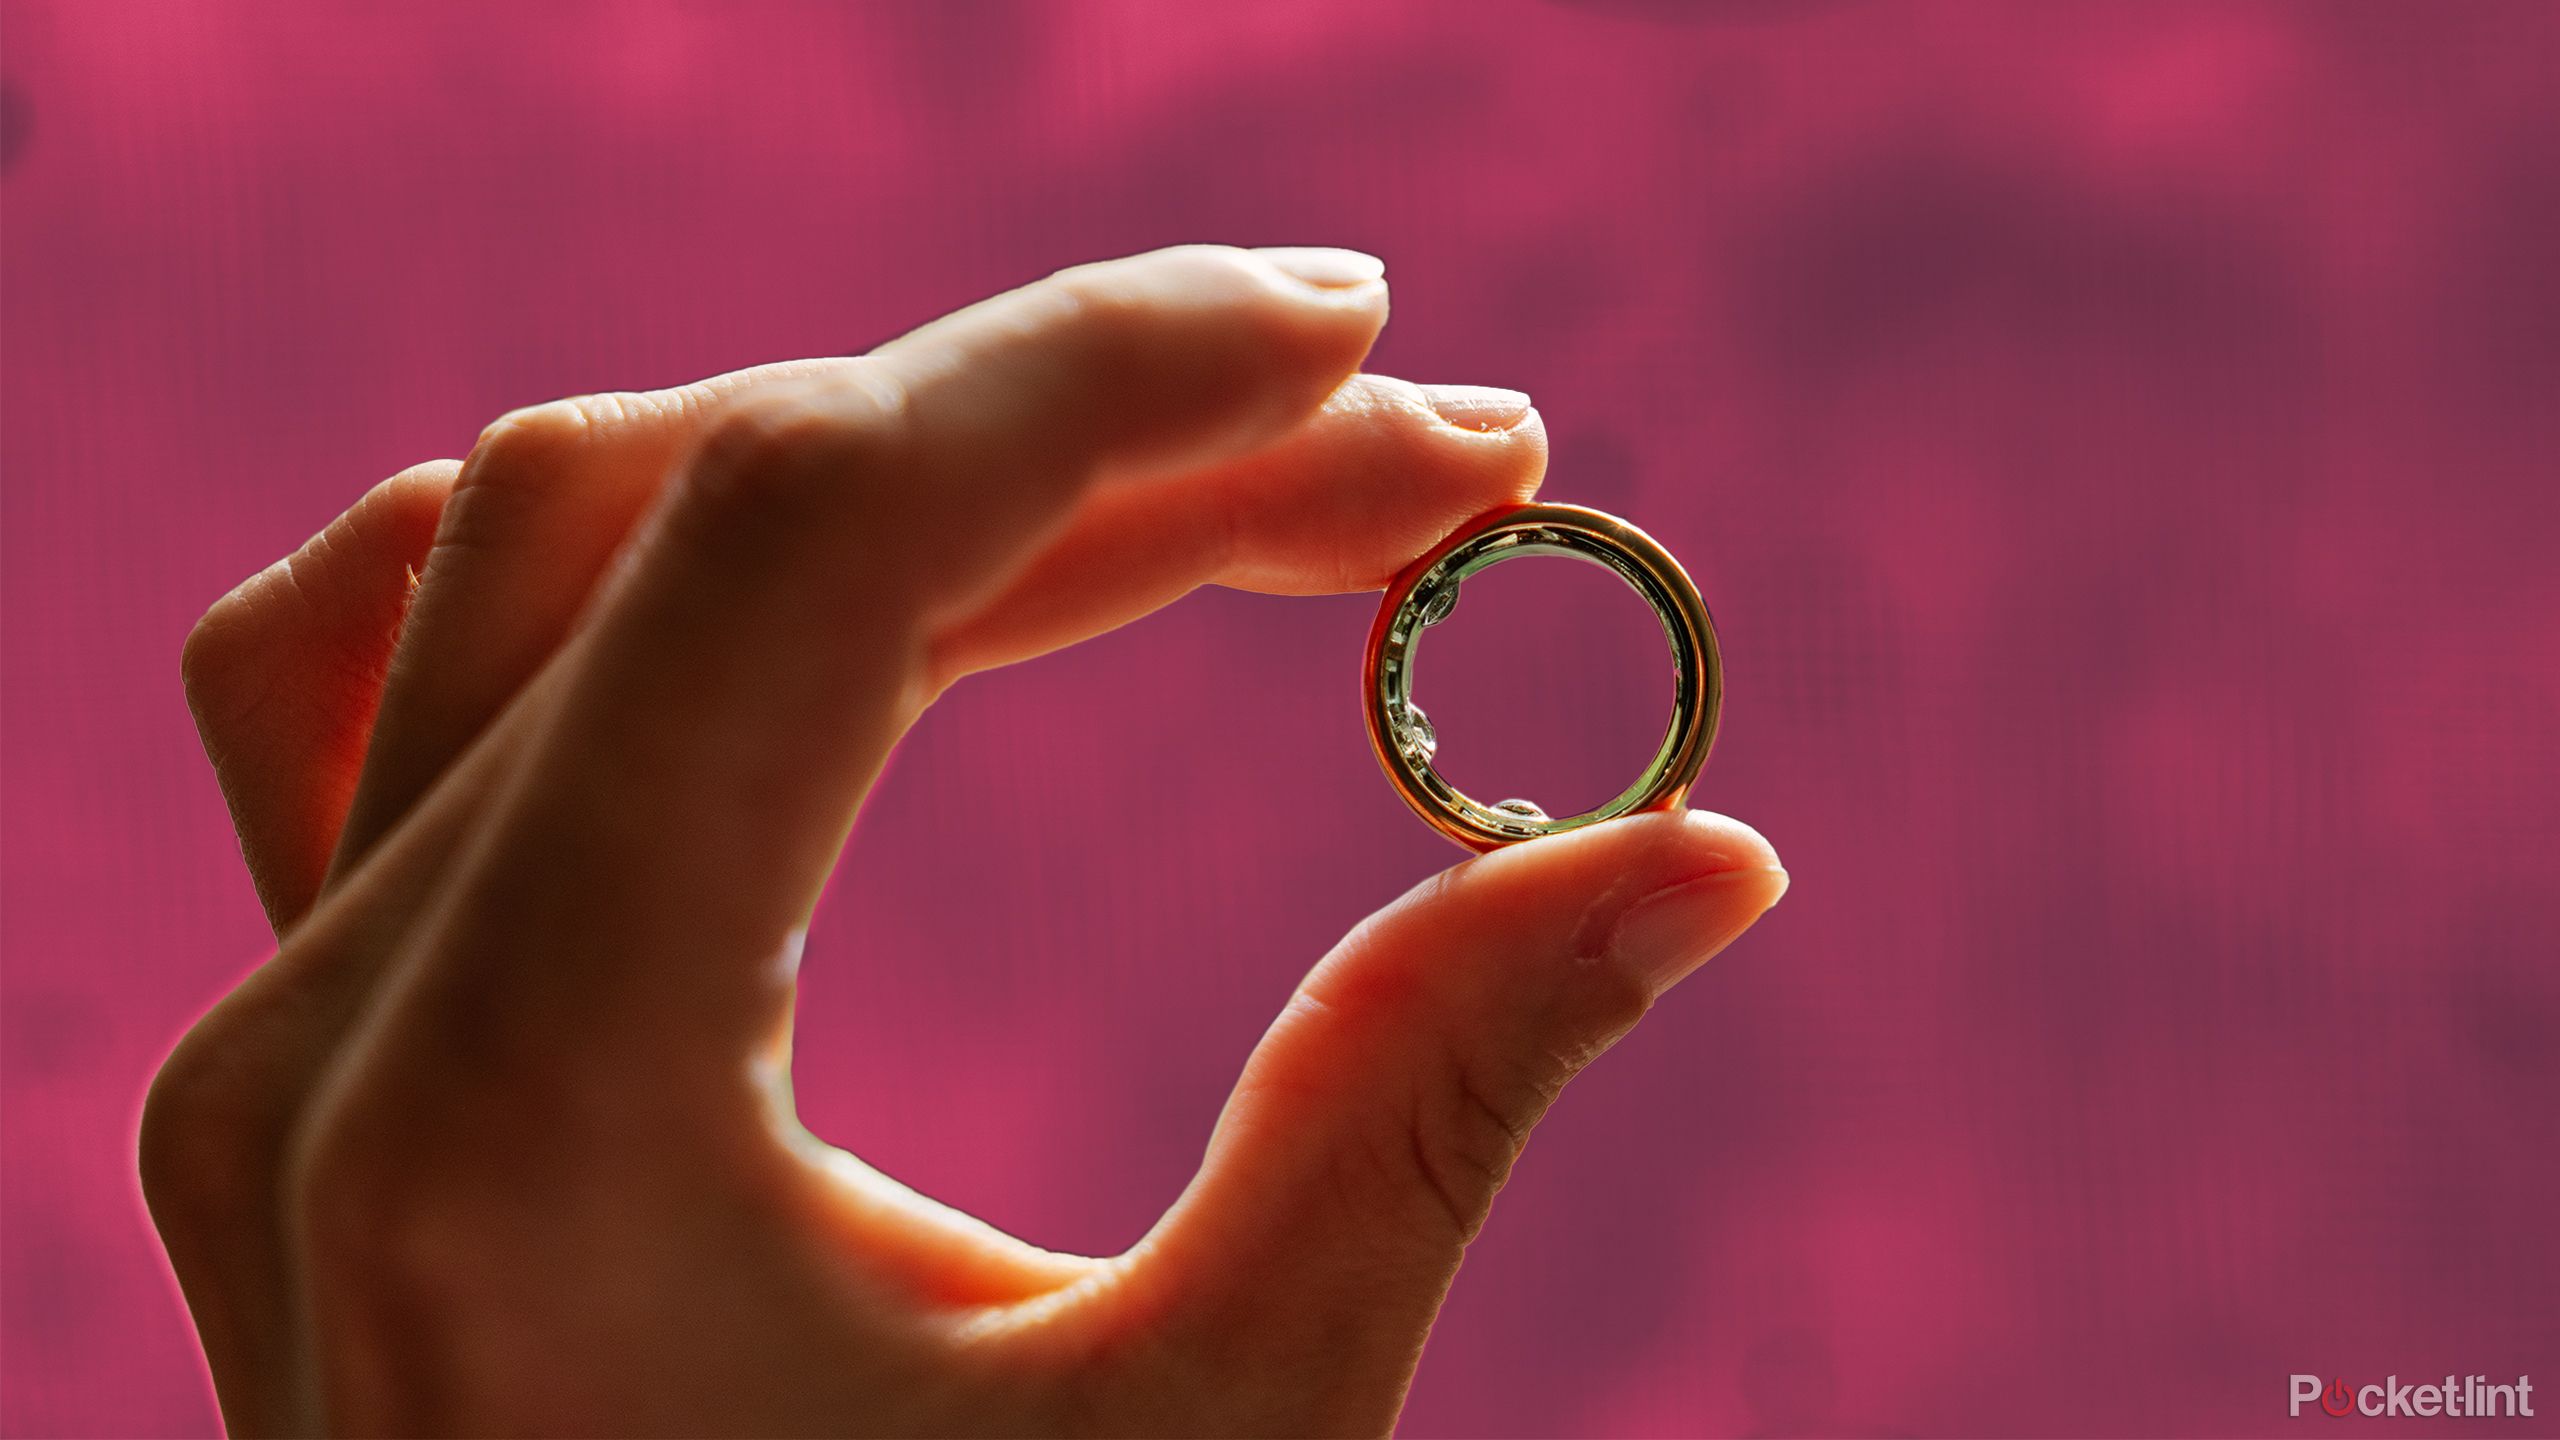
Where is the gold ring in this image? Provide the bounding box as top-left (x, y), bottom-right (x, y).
top-left (1362, 503), bottom-right (1722, 852)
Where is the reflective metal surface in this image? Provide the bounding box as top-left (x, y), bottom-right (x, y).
top-left (1363, 503), bottom-right (1721, 852)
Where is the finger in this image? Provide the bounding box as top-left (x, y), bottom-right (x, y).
top-left (400, 245), bottom-right (1389, 1078)
top-left (328, 358), bottom-right (862, 879)
top-left (927, 376), bottom-right (1544, 690)
top-left (181, 462), bottom-right (455, 931)
top-left (1124, 811), bottom-right (1787, 1425)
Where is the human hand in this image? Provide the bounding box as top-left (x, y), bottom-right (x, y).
top-left (145, 245), bottom-right (1788, 1436)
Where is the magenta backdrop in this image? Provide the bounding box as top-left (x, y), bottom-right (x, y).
top-left (4, 3), bottom-right (2556, 1435)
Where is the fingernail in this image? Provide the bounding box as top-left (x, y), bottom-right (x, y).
top-left (1611, 866), bottom-right (1789, 996)
top-left (1419, 383), bottom-right (1535, 432)
top-left (1253, 246), bottom-right (1387, 289)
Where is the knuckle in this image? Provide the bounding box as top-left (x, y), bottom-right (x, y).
top-left (444, 394), bottom-right (637, 539)
top-left (1032, 259), bottom-right (1301, 433)
top-left (436, 403), bottom-right (592, 558)
top-left (1025, 269), bottom-right (1146, 369)
top-left (1060, 246), bottom-right (1292, 346)
top-left (473, 390), bottom-right (646, 460)
top-left (1061, 243), bottom-right (1266, 304)
top-left (679, 374), bottom-right (906, 521)
top-left (465, 396), bottom-right (595, 481)
top-left (137, 1007), bottom-right (272, 1228)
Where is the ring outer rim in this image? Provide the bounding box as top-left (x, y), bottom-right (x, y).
top-left (1361, 502), bottom-right (1722, 853)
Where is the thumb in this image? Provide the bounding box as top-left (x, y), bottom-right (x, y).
top-left (1124, 810), bottom-right (1786, 1426)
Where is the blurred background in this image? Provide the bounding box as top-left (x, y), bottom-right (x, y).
top-left (4, 2), bottom-right (2554, 1434)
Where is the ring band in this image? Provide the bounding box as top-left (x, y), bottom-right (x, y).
top-left (1362, 503), bottom-right (1722, 852)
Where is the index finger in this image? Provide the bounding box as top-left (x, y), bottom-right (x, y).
top-left (927, 373), bottom-right (1547, 690)
top-left (394, 246), bottom-right (1393, 1077)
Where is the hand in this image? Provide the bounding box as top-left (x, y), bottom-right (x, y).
top-left (145, 246), bottom-right (1788, 1436)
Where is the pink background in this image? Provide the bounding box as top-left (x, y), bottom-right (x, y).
top-left (4, 3), bottom-right (2555, 1435)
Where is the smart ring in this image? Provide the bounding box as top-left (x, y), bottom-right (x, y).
top-left (1362, 503), bottom-right (1721, 852)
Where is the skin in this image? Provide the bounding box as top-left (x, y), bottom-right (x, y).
top-left (144, 245), bottom-right (1789, 1437)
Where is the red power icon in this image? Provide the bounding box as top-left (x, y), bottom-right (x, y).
top-left (2322, 1379), bottom-right (2356, 1416)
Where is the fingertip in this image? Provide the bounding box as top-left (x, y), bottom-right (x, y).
top-left (1057, 244), bottom-right (1386, 326)
top-left (908, 245), bottom-right (1389, 485)
top-left (1230, 245), bottom-right (1390, 372)
top-left (1447, 806), bottom-right (1778, 908)
top-left (352, 460), bottom-right (462, 560)
top-left (1236, 245), bottom-right (1393, 333)
top-left (1577, 811), bottom-right (1786, 996)
top-left (1249, 245), bottom-right (1387, 290)
top-left (1415, 384), bottom-right (1534, 432)
top-left (1304, 807), bottom-right (1784, 1026)
top-left (1664, 806), bottom-right (1784, 878)
top-left (1340, 376), bottom-right (1545, 461)
top-left (1213, 375), bottom-right (1544, 592)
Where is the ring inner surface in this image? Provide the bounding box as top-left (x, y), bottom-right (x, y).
top-left (1378, 524), bottom-right (1694, 843)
